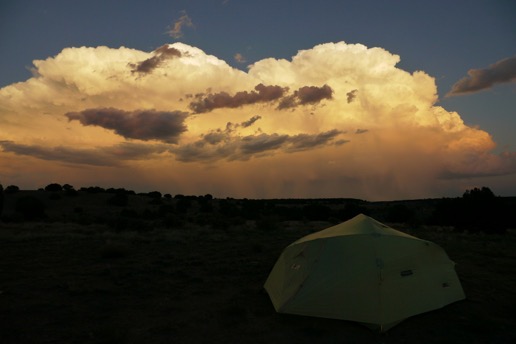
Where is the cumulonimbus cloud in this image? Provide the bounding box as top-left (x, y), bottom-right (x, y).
top-left (1, 41), bottom-right (515, 199)
top-left (66, 108), bottom-right (188, 143)
top-left (448, 56), bottom-right (516, 96)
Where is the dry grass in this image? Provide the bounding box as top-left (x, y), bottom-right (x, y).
top-left (0, 220), bottom-right (515, 343)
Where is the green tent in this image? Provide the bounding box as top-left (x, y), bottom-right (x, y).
top-left (264, 214), bottom-right (465, 332)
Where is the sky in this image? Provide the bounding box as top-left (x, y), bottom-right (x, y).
top-left (0, 0), bottom-right (515, 200)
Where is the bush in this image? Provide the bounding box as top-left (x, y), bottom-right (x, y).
top-left (107, 193), bottom-right (129, 207)
top-left (15, 196), bottom-right (46, 220)
top-left (302, 204), bottom-right (332, 221)
top-left (385, 204), bottom-right (414, 223)
top-left (339, 203), bottom-right (368, 221)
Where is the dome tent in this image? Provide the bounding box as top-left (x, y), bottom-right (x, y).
top-left (264, 214), bottom-right (465, 332)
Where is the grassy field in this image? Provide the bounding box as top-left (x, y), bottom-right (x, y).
top-left (0, 191), bottom-right (515, 343)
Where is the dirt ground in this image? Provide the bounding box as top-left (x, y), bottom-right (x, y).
top-left (1, 221), bottom-right (515, 344)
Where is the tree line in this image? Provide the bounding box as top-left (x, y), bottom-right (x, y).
top-left (0, 183), bottom-right (514, 234)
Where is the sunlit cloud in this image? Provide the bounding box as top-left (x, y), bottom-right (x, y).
top-left (234, 53), bottom-right (246, 63)
top-left (1, 41), bottom-right (514, 199)
top-left (167, 10), bottom-right (194, 39)
top-left (448, 56), bottom-right (516, 96)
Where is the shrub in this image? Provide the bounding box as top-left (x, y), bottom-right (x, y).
top-left (107, 193), bottom-right (129, 207)
top-left (385, 204), bottom-right (414, 223)
top-left (339, 203), bottom-right (368, 221)
top-left (255, 215), bottom-right (280, 231)
top-left (302, 204), bottom-right (332, 221)
top-left (15, 196), bottom-right (46, 220)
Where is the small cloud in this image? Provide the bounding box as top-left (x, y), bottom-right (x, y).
top-left (189, 84), bottom-right (287, 113)
top-left (171, 128), bottom-right (344, 162)
top-left (167, 10), bottom-right (194, 39)
top-left (66, 108), bottom-right (188, 143)
top-left (447, 56), bottom-right (516, 96)
top-left (0, 141), bottom-right (166, 166)
top-left (130, 45), bottom-right (182, 74)
top-left (240, 115), bottom-right (262, 128)
top-left (234, 53), bottom-right (246, 63)
top-left (355, 128), bottom-right (368, 134)
top-left (277, 84), bottom-right (333, 110)
top-left (295, 84), bottom-right (333, 105)
top-left (347, 89), bottom-right (358, 103)
top-left (286, 129), bottom-right (343, 152)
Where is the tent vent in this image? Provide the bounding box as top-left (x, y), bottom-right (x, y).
top-left (442, 282), bottom-right (450, 288)
top-left (400, 270), bottom-right (413, 277)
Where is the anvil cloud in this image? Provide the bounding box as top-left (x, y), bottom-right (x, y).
top-left (1, 42), bottom-right (514, 200)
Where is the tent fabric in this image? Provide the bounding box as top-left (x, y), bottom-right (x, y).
top-left (264, 214), bottom-right (465, 332)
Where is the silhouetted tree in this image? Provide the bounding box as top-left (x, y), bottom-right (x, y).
top-left (0, 184), bottom-right (4, 217)
top-left (45, 183), bottom-right (63, 192)
top-left (80, 186), bottom-right (105, 193)
top-left (147, 191), bottom-right (162, 199)
top-left (431, 187), bottom-right (508, 234)
top-left (5, 185), bottom-right (19, 194)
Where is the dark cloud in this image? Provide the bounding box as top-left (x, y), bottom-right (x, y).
top-left (172, 129), bottom-right (344, 162)
top-left (277, 84), bottom-right (333, 109)
top-left (448, 56), bottom-right (516, 96)
top-left (347, 89), bottom-right (358, 103)
top-left (130, 45), bottom-right (182, 74)
top-left (0, 141), bottom-right (166, 166)
top-left (189, 84), bottom-right (287, 113)
top-left (240, 115), bottom-right (262, 128)
top-left (202, 130), bottom-right (228, 145)
top-left (189, 84), bottom-right (333, 113)
top-left (66, 108), bottom-right (188, 143)
top-left (295, 84), bottom-right (333, 105)
top-left (286, 129), bottom-right (343, 152)
top-left (355, 128), bottom-right (368, 134)
top-left (240, 133), bottom-right (289, 155)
